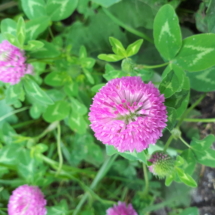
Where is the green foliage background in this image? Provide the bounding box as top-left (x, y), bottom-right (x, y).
top-left (0, 0), bottom-right (215, 214)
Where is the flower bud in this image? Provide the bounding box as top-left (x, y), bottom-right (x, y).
top-left (148, 151), bottom-right (174, 179)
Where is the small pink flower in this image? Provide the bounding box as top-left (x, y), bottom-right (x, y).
top-left (8, 184), bottom-right (47, 215)
top-left (106, 201), bottom-right (138, 215)
top-left (0, 40), bottom-right (33, 85)
top-left (89, 76), bottom-right (167, 152)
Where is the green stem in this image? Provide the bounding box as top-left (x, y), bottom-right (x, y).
top-left (102, 8), bottom-right (154, 43)
top-left (35, 121), bottom-right (59, 141)
top-left (177, 93), bottom-right (206, 128)
top-left (0, 106), bottom-right (29, 122)
top-left (49, 27), bottom-right (54, 39)
top-left (183, 118), bottom-right (215, 123)
top-left (27, 56), bottom-right (64, 63)
top-left (0, 1), bottom-right (17, 11)
top-left (135, 62), bottom-right (169, 69)
top-left (73, 155), bottom-right (118, 215)
top-left (142, 163), bottom-right (149, 196)
top-left (178, 136), bottom-right (191, 148)
top-left (56, 124), bottom-right (63, 175)
top-left (163, 135), bottom-right (174, 152)
top-left (12, 119), bottom-right (36, 129)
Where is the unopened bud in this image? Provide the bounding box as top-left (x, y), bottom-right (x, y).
top-left (148, 151), bottom-right (174, 179)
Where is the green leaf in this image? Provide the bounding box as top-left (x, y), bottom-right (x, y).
top-left (5, 83), bottom-right (25, 104)
top-left (64, 82), bottom-right (79, 97)
top-left (3, 33), bottom-right (19, 47)
top-left (153, 4), bottom-right (182, 60)
top-left (30, 40), bottom-right (60, 58)
top-left (67, 113), bottom-right (88, 134)
top-left (18, 149), bottom-right (41, 183)
top-left (160, 67), bottom-right (178, 98)
top-left (16, 17), bottom-right (26, 46)
top-left (45, 72), bottom-right (71, 87)
top-left (175, 92), bottom-right (190, 118)
top-left (65, 10), bottom-right (127, 56)
top-left (91, 83), bottom-right (105, 93)
top-left (98, 54), bottom-right (123, 62)
top-left (205, 0), bottom-right (215, 33)
top-left (159, 64), bottom-right (185, 98)
top-left (190, 135), bottom-right (215, 167)
top-left (103, 70), bottom-right (124, 81)
top-left (1, 18), bottom-right (16, 36)
top-left (126, 39), bottom-right (143, 57)
top-left (80, 58), bottom-right (96, 69)
top-left (30, 103), bottom-right (43, 119)
top-left (23, 75), bottom-right (53, 106)
top-left (21, 0), bottom-right (47, 19)
top-left (106, 146), bottom-right (147, 163)
top-left (70, 97), bottom-right (87, 115)
top-left (165, 76), bottom-right (190, 110)
top-left (91, 0), bottom-right (121, 7)
top-left (106, 145), bottom-right (118, 156)
top-left (46, 89), bottom-right (65, 102)
top-left (175, 156), bottom-right (184, 167)
top-left (166, 107), bottom-right (177, 131)
top-left (109, 37), bottom-right (126, 57)
top-left (176, 167), bottom-right (197, 187)
top-left (83, 68), bottom-right (94, 84)
top-left (24, 40), bottom-right (44, 51)
top-left (0, 144), bottom-right (22, 165)
top-left (79, 46), bottom-right (87, 58)
top-left (191, 135), bottom-right (215, 151)
top-left (174, 34), bottom-right (215, 72)
top-left (179, 207), bottom-right (199, 215)
top-left (0, 101), bottom-right (18, 125)
top-left (165, 173), bottom-right (175, 186)
top-left (108, 0), bottom-right (155, 30)
top-left (181, 149), bottom-right (196, 175)
top-left (47, 200), bottom-right (69, 215)
top-left (194, 149), bottom-right (215, 168)
top-left (103, 64), bottom-right (124, 80)
top-left (43, 100), bottom-right (70, 123)
top-left (46, 0), bottom-right (78, 21)
top-left (187, 66), bottom-right (215, 92)
top-left (26, 16), bottom-right (50, 40)
top-left (43, 101), bottom-right (70, 123)
top-left (119, 150), bottom-right (147, 163)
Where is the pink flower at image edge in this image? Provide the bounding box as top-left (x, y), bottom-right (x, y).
top-left (8, 184), bottom-right (47, 215)
top-left (0, 40), bottom-right (33, 85)
top-left (89, 76), bottom-right (167, 152)
top-left (106, 201), bottom-right (138, 215)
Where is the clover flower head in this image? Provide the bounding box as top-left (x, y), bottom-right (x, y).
top-left (89, 76), bottom-right (167, 152)
top-left (148, 151), bottom-right (175, 178)
top-left (106, 201), bottom-right (138, 215)
top-left (8, 184), bottom-right (47, 215)
top-left (0, 40), bottom-right (33, 85)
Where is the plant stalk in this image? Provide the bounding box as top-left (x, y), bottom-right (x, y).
top-left (103, 8), bottom-right (154, 43)
top-left (73, 154), bottom-right (118, 215)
